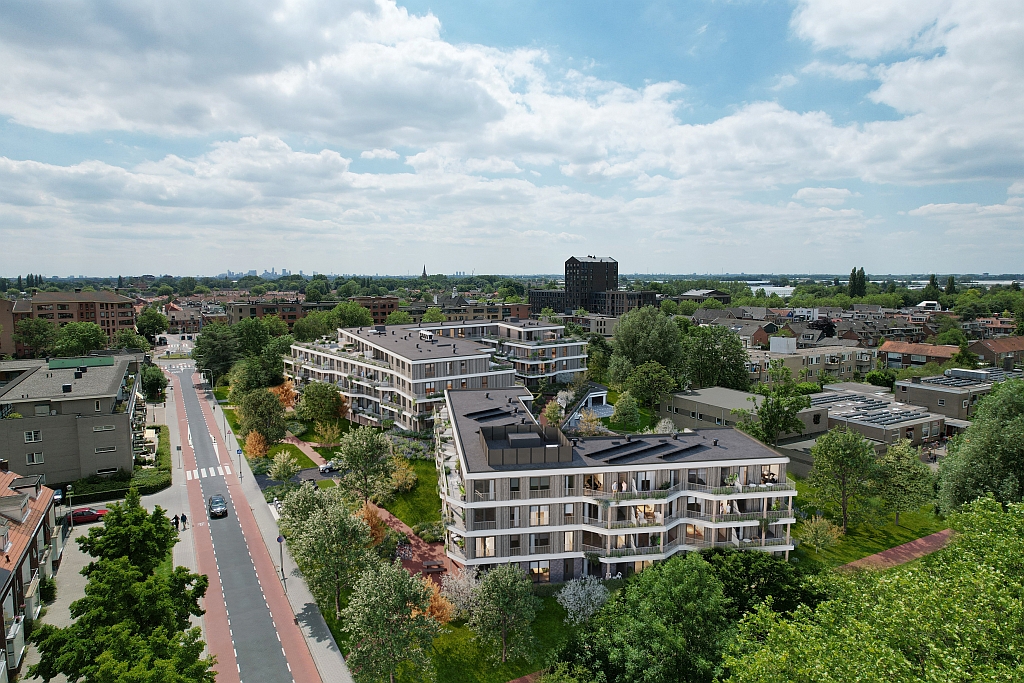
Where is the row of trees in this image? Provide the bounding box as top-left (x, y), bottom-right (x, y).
top-left (12, 318), bottom-right (153, 358)
top-left (31, 488), bottom-right (215, 681)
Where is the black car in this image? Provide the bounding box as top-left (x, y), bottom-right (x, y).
top-left (208, 495), bottom-right (228, 518)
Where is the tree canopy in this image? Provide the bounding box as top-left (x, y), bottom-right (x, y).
top-left (733, 361), bottom-right (810, 447)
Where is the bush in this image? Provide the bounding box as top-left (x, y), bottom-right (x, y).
top-left (249, 457), bottom-right (272, 475)
top-left (262, 482), bottom-right (300, 503)
top-left (286, 421), bottom-right (306, 437)
top-left (865, 369), bottom-right (896, 389)
top-left (39, 576), bottom-right (56, 603)
top-left (795, 382), bottom-right (822, 395)
top-left (412, 521), bottom-right (445, 543)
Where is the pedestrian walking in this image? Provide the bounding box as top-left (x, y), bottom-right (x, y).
top-left (172, 514), bottom-right (180, 531)
top-left (181, 512), bottom-right (188, 530)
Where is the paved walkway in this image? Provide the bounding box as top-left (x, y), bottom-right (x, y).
top-left (282, 435), bottom-right (327, 466)
top-left (842, 528), bottom-right (954, 571)
top-left (368, 503), bottom-right (454, 584)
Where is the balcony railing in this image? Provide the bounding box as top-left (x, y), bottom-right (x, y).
top-left (472, 491), bottom-right (495, 503)
top-left (530, 544), bottom-right (551, 555)
top-left (508, 546), bottom-right (523, 556)
top-left (582, 479), bottom-right (795, 501)
top-left (472, 521), bottom-right (497, 531)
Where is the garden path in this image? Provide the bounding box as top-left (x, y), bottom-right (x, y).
top-left (281, 435), bottom-right (327, 466)
top-left (842, 528), bottom-right (954, 571)
top-left (367, 502), bottom-right (454, 584)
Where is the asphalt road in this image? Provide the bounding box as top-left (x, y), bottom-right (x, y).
top-left (172, 363), bottom-right (294, 683)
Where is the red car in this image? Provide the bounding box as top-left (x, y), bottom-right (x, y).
top-left (71, 508), bottom-right (108, 524)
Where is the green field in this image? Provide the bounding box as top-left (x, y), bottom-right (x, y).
top-left (267, 443), bottom-right (317, 470)
top-left (213, 387), bottom-right (230, 402)
top-left (790, 476), bottom-right (948, 567)
top-left (294, 417), bottom-right (354, 442)
top-left (383, 460), bottom-right (442, 528)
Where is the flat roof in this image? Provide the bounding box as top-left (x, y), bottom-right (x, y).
top-left (448, 388), bottom-right (786, 474)
top-left (336, 327), bottom-right (495, 360)
top-left (668, 387), bottom-right (764, 412)
top-left (415, 319), bottom-right (563, 331)
top-left (0, 357), bottom-right (129, 401)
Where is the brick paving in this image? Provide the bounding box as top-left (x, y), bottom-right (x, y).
top-left (282, 435), bottom-right (327, 466)
top-left (842, 528), bottom-right (954, 571)
top-left (367, 503), bottom-right (454, 584)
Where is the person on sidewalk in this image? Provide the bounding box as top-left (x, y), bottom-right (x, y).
top-left (181, 512), bottom-right (188, 530)
top-left (172, 514), bottom-right (180, 532)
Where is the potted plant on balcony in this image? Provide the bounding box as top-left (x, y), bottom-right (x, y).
top-left (725, 473), bottom-right (739, 486)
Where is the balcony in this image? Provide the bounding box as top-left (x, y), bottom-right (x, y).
top-left (472, 521), bottom-right (497, 531)
top-left (530, 544), bottom-right (551, 555)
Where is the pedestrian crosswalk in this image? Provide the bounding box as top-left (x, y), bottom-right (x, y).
top-left (186, 464), bottom-right (232, 481)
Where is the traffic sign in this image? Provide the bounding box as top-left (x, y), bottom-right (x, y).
top-left (277, 536), bottom-right (284, 543)
top-left (237, 449), bottom-right (242, 455)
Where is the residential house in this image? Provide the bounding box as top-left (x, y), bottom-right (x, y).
top-left (879, 341), bottom-right (959, 369)
top-left (11, 290), bottom-right (138, 354)
top-left (350, 296), bottom-right (400, 324)
top-left (969, 337), bottom-right (1024, 368)
top-left (677, 289), bottom-right (732, 305)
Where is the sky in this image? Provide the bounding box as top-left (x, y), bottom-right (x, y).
top-left (0, 0), bottom-right (1022, 277)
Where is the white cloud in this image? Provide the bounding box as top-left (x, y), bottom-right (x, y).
top-left (801, 60), bottom-right (872, 81)
top-left (791, 0), bottom-right (954, 59)
top-left (360, 148), bottom-right (400, 159)
top-left (771, 74), bottom-right (799, 91)
top-left (793, 187), bottom-right (854, 206)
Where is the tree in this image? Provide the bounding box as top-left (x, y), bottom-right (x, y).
top-left (304, 281), bottom-right (326, 303)
top-left (177, 276), bottom-right (197, 296)
top-left (584, 334), bottom-right (612, 383)
top-left (233, 317), bottom-right (271, 357)
top-left (624, 360), bottom-right (675, 408)
top-left (681, 325), bottom-right (750, 390)
top-left (316, 419), bottom-right (343, 445)
top-left (263, 314), bottom-right (289, 337)
top-left (856, 267), bottom-right (866, 297)
top-left (141, 364), bottom-right (169, 401)
top-left (111, 328), bottom-right (150, 351)
top-left (293, 310), bottom-right (335, 342)
top-left (611, 305), bottom-right (682, 372)
top-left (938, 378), bottom-right (1024, 513)
top-left (298, 382), bottom-right (346, 423)
top-left (335, 301), bottom-right (375, 328)
top-left (78, 487), bottom-right (178, 576)
top-left (945, 275), bottom-right (957, 295)
top-left (292, 502), bottom-right (371, 618)
top-left (268, 451), bottom-right (299, 482)
top-left (238, 388), bottom-right (287, 443)
top-left (795, 514), bottom-right (843, 554)
top-left (137, 306), bottom-right (169, 340)
top-left (576, 408), bottom-right (606, 436)
top-left (337, 426), bottom-right (395, 504)
top-left (848, 267), bottom-right (857, 296)
top-left (733, 361), bottom-right (811, 447)
top-left (54, 322), bottom-right (108, 357)
top-left (611, 391), bottom-right (640, 427)
top-left (343, 560), bottom-right (439, 683)
top-left (441, 566), bottom-right (480, 620)
top-left (607, 353), bottom-right (635, 388)
top-left (192, 322), bottom-right (238, 384)
top-left (245, 431), bottom-right (268, 457)
top-left (543, 399), bottom-right (563, 425)
top-left (470, 563), bottom-right (537, 664)
top-left (875, 440), bottom-right (933, 525)
top-left (807, 427), bottom-right (876, 532)
top-left (14, 317), bottom-right (57, 356)
top-left (229, 354), bottom-right (279, 403)
top-left (584, 553), bottom-right (727, 683)
top-left (385, 310), bottom-right (413, 325)
top-left (700, 547), bottom-right (820, 620)
top-left (421, 307), bottom-right (446, 323)
top-left (269, 379), bottom-right (297, 409)
top-left (949, 340), bottom-right (978, 369)
top-left (556, 576), bottom-right (610, 625)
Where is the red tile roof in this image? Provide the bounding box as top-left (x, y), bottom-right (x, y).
top-left (878, 341), bottom-right (959, 358)
top-left (971, 337), bottom-right (1024, 353)
top-left (0, 471), bottom-right (53, 574)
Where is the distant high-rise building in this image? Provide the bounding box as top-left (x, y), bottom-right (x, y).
top-left (529, 255), bottom-right (653, 315)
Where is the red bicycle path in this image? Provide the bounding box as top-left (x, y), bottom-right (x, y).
top-left (841, 528), bottom-right (954, 571)
top-left (168, 370), bottom-right (322, 683)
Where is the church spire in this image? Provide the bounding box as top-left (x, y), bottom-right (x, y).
top-left (421, 265), bottom-right (427, 279)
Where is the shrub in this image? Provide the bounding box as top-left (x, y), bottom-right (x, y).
top-left (245, 431), bottom-right (269, 458)
top-left (39, 576), bottom-right (57, 603)
top-left (556, 576), bottom-right (610, 625)
top-left (286, 421), bottom-right (306, 437)
top-left (412, 521), bottom-right (445, 543)
top-left (391, 458), bottom-right (418, 493)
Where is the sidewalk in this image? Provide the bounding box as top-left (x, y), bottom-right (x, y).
top-left (842, 528), bottom-right (954, 571)
top-left (200, 384), bottom-right (355, 683)
top-left (282, 435), bottom-right (327, 466)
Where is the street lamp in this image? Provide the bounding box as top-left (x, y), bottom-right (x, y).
top-left (66, 485), bottom-right (73, 529)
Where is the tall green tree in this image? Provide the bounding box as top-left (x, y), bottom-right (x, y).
top-left (141, 364), bottom-right (169, 401)
top-left (78, 486), bottom-right (178, 576)
top-left (848, 267), bottom-right (858, 296)
top-left (136, 306), bottom-right (169, 340)
top-left (54, 321), bottom-right (108, 356)
top-left (469, 563), bottom-right (537, 664)
top-left (192, 322), bottom-right (239, 384)
top-left (385, 310), bottom-right (413, 325)
top-left (875, 440), bottom-right (934, 525)
top-left (335, 301), bottom-right (375, 328)
top-left (944, 275), bottom-right (957, 295)
top-left (611, 305), bottom-right (682, 373)
top-left (291, 499), bottom-right (370, 618)
top-left (681, 324), bottom-right (750, 390)
top-left (807, 427), bottom-right (876, 532)
top-left (293, 310), bottom-right (336, 342)
top-left (238, 388), bottom-right (287, 443)
top-left (624, 361), bottom-right (676, 407)
top-left (585, 553), bottom-right (727, 683)
top-left (233, 316), bottom-right (271, 357)
top-left (297, 382), bottom-right (346, 423)
top-left (14, 317), bottom-right (57, 356)
top-left (700, 547), bottom-right (821, 620)
top-left (611, 390), bottom-right (640, 427)
top-left (938, 378), bottom-right (1024, 513)
top-left (421, 306), bottom-right (446, 323)
top-left (337, 426), bottom-right (395, 504)
top-left (262, 314), bottom-right (289, 337)
top-left (733, 361), bottom-right (811, 447)
top-left (111, 328), bottom-right (150, 351)
top-left (343, 560), bottom-right (439, 683)
top-left (949, 340), bottom-right (978, 369)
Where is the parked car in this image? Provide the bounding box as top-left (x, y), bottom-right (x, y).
top-left (71, 508), bottom-right (108, 524)
top-left (208, 495), bottom-right (228, 518)
top-left (318, 461), bottom-right (340, 474)
top-left (52, 489), bottom-right (63, 505)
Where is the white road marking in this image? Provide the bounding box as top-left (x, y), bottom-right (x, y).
top-left (217, 466), bottom-right (224, 476)
top-left (186, 470), bottom-right (193, 481)
top-left (224, 465), bottom-right (232, 475)
top-left (192, 469), bottom-right (199, 479)
top-left (200, 468), bottom-right (207, 478)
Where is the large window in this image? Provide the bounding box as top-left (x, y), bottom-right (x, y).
top-left (564, 531), bottom-right (575, 551)
top-left (24, 431), bottom-right (41, 443)
top-left (530, 505), bottom-right (549, 526)
top-left (530, 533), bottom-right (550, 554)
top-left (529, 476), bottom-right (550, 494)
top-left (529, 560), bottom-right (550, 583)
top-left (509, 478), bottom-right (521, 498)
top-left (26, 453), bottom-right (43, 465)
top-left (475, 536), bottom-right (495, 558)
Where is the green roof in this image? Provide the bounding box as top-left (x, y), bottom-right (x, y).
top-left (48, 356), bottom-right (116, 369)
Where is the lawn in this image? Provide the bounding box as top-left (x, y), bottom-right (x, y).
top-left (213, 386), bottom-right (230, 403)
top-left (790, 476), bottom-right (949, 567)
top-left (154, 551), bottom-right (173, 581)
top-left (293, 417), bottom-right (354, 442)
top-left (397, 596), bottom-right (571, 683)
top-left (600, 390), bottom-right (657, 432)
top-left (267, 443), bottom-right (317, 470)
top-left (314, 446), bottom-right (339, 462)
top-left (383, 460), bottom-right (442, 528)
top-left (222, 407), bottom-right (241, 434)
top-left (317, 479), bottom-right (336, 489)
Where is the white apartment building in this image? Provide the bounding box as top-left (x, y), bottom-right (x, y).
top-left (285, 325), bottom-right (517, 432)
top-left (436, 388), bottom-right (796, 584)
top-left (413, 318), bottom-right (588, 387)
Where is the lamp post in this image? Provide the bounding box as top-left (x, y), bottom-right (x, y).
top-left (66, 485), bottom-right (73, 529)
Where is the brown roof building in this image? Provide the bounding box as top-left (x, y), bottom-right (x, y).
top-left (879, 341), bottom-right (959, 369)
top-left (969, 337), bottom-right (1024, 369)
top-left (10, 290), bottom-right (137, 355)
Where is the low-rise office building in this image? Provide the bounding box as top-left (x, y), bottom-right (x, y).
top-left (437, 388), bottom-right (796, 583)
top-left (894, 368), bottom-right (1022, 421)
top-left (0, 355), bottom-right (144, 485)
top-left (0, 468), bottom-right (61, 676)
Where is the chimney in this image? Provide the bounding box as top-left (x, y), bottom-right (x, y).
top-left (62, 384), bottom-right (72, 393)
top-left (74, 371), bottom-right (83, 379)
top-left (713, 438), bottom-right (719, 446)
top-left (0, 460), bottom-right (7, 472)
